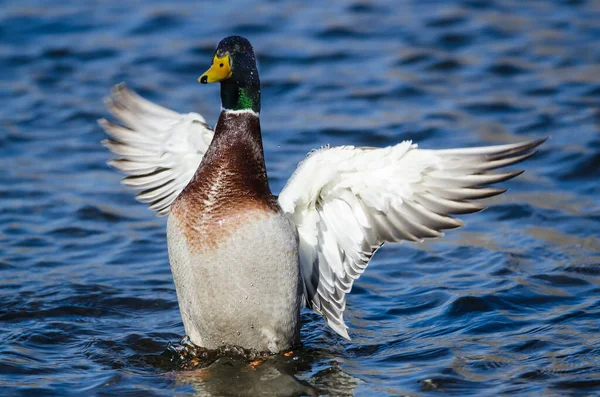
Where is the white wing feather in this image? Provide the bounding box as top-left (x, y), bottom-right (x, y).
top-left (278, 139), bottom-right (545, 339)
top-left (99, 83), bottom-right (213, 215)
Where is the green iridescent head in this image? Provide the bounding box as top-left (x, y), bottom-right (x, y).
top-left (199, 36), bottom-right (260, 113)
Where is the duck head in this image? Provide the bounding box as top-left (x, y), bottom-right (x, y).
top-left (198, 36), bottom-right (260, 114)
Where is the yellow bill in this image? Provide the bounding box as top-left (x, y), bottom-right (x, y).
top-left (198, 54), bottom-right (232, 84)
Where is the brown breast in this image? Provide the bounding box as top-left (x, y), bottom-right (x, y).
top-left (170, 111), bottom-right (280, 252)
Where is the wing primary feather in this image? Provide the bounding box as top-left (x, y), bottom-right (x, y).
top-left (148, 190), bottom-right (180, 215)
top-left (101, 139), bottom-right (154, 158)
top-left (370, 211), bottom-right (421, 242)
top-left (403, 200), bottom-right (463, 230)
top-left (486, 138), bottom-right (546, 160)
top-left (122, 168), bottom-right (172, 187)
top-left (137, 182), bottom-right (176, 202)
top-left (478, 150), bottom-right (539, 170)
top-left (98, 118), bottom-right (152, 146)
top-left (426, 186), bottom-right (507, 201)
top-left (415, 193), bottom-right (485, 215)
top-left (435, 138), bottom-right (546, 156)
top-left (388, 208), bottom-right (442, 239)
top-left (427, 170), bottom-right (524, 188)
top-left (107, 159), bottom-right (161, 176)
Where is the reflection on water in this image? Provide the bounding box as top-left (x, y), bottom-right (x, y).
top-left (174, 357), bottom-right (320, 397)
top-left (1, 0), bottom-right (600, 395)
top-left (175, 359), bottom-right (360, 397)
top-left (172, 353), bottom-right (360, 397)
top-left (151, 338), bottom-right (361, 396)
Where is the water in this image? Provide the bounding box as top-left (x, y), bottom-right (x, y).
top-left (1, 0), bottom-right (599, 395)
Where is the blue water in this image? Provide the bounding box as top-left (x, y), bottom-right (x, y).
top-left (1, 0), bottom-right (599, 395)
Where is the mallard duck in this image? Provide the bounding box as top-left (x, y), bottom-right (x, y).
top-left (100, 35), bottom-right (545, 353)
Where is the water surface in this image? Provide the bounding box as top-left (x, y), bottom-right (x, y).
top-left (1, 0), bottom-right (600, 395)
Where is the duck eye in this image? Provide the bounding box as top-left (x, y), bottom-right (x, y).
top-left (219, 63), bottom-right (224, 68)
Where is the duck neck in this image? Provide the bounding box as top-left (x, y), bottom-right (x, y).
top-left (196, 110), bottom-right (270, 193)
top-left (220, 68), bottom-right (260, 113)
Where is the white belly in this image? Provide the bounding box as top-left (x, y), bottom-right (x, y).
top-left (166, 210), bottom-right (301, 353)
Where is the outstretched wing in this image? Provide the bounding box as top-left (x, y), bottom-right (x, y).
top-left (100, 83), bottom-right (213, 215)
top-left (278, 139), bottom-right (545, 339)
